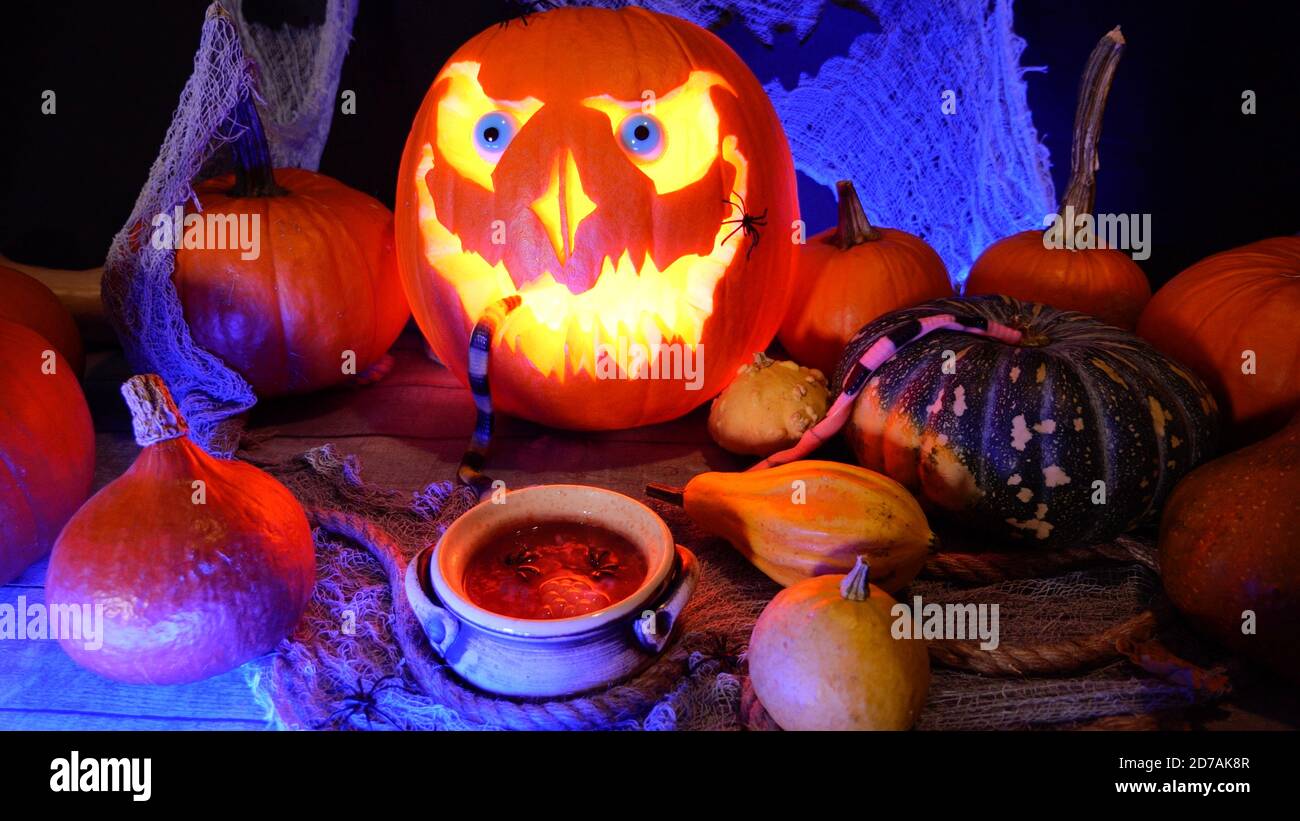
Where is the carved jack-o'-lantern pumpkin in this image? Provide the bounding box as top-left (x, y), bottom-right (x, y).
top-left (395, 7), bottom-right (798, 430)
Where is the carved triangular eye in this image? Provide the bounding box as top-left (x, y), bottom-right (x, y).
top-left (435, 61), bottom-right (543, 193)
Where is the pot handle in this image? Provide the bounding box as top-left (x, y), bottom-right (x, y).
top-left (404, 546), bottom-right (460, 657)
top-left (634, 545), bottom-right (699, 654)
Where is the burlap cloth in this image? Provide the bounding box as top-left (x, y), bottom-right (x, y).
top-left (242, 444), bottom-right (1227, 731)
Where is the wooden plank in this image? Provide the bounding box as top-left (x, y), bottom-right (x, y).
top-left (0, 587), bottom-right (267, 730)
top-left (244, 432), bottom-right (742, 499)
top-left (0, 710), bottom-right (264, 731)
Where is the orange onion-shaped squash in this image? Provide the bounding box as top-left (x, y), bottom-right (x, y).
top-left (46, 374), bottom-right (315, 684)
top-left (966, 29), bottom-right (1150, 330)
top-left (1137, 237), bottom-right (1300, 440)
top-left (174, 97), bottom-right (409, 397)
top-left (0, 320), bottom-right (94, 584)
top-left (779, 181), bottom-right (951, 375)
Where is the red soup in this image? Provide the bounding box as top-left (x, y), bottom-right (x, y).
top-left (463, 521), bottom-right (649, 620)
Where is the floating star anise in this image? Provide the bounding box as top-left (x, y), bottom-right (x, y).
top-left (504, 546), bottom-right (542, 581)
top-left (586, 546), bottom-right (620, 579)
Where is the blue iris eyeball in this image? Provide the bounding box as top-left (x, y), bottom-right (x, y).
top-left (474, 112), bottom-right (517, 156)
top-left (619, 114), bottom-right (664, 159)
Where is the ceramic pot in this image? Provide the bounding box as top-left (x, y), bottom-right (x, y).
top-left (405, 484), bottom-right (699, 698)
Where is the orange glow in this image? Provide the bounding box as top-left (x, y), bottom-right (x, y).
top-left (530, 150), bottom-right (596, 265)
top-left (414, 134), bottom-right (750, 381)
top-left (435, 62), bottom-right (543, 192)
top-left (582, 71), bottom-right (734, 194)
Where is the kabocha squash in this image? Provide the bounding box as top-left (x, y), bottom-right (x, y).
top-left (748, 557), bottom-right (930, 730)
top-left (831, 295), bottom-right (1219, 550)
top-left (647, 460), bottom-right (934, 593)
top-left (46, 375), bottom-right (315, 684)
top-left (0, 263), bottom-right (84, 375)
top-left (0, 321), bottom-right (94, 585)
top-left (965, 29), bottom-right (1150, 330)
top-left (1158, 412), bottom-right (1300, 684)
top-left (174, 97), bottom-right (409, 397)
top-left (1137, 237), bottom-right (1300, 440)
top-left (395, 6), bottom-right (799, 430)
top-left (779, 180), bottom-right (951, 375)
top-left (707, 353), bottom-right (829, 456)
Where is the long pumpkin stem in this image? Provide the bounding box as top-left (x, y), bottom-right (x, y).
top-left (1059, 27), bottom-right (1126, 218)
top-left (840, 555), bottom-right (872, 601)
top-left (227, 94), bottom-right (288, 198)
top-left (122, 374), bottom-right (188, 447)
top-left (829, 180), bottom-right (881, 249)
top-left (645, 483), bottom-right (686, 506)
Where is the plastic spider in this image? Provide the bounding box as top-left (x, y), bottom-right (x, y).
top-left (497, 0), bottom-right (558, 28)
top-left (315, 672), bottom-right (411, 731)
top-left (721, 194), bottom-right (767, 260)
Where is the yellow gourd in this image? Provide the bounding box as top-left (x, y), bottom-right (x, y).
top-left (748, 556), bottom-right (930, 730)
top-left (646, 460), bottom-right (934, 593)
top-left (707, 353), bottom-right (829, 457)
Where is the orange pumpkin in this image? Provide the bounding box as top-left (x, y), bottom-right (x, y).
top-left (1158, 411), bottom-right (1300, 683)
top-left (0, 263), bottom-right (84, 375)
top-left (965, 28), bottom-right (1150, 330)
top-left (174, 98), bottom-right (409, 396)
top-left (46, 374), bottom-right (315, 684)
top-left (395, 7), bottom-right (798, 430)
top-left (779, 180), bottom-right (951, 374)
top-left (0, 320), bottom-right (95, 584)
top-left (1137, 237), bottom-right (1300, 439)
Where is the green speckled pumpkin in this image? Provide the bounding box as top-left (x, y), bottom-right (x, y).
top-left (833, 295), bottom-right (1220, 549)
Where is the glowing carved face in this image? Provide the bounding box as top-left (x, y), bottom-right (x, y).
top-left (395, 7), bottom-right (797, 430)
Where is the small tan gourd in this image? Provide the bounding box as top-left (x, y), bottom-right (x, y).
top-left (708, 353), bottom-right (828, 456)
top-left (748, 556), bottom-right (930, 730)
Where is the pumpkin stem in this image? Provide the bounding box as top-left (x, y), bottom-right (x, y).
top-left (645, 483), bottom-right (686, 506)
top-left (830, 181), bottom-right (881, 249)
top-left (122, 374), bottom-right (189, 447)
top-left (1058, 27), bottom-right (1126, 219)
top-left (227, 94), bottom-right (288, 198)
top-left (841, 556), bottom-right (872, 601)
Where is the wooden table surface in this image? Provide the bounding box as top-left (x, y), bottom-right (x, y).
top-left (3, 330), bottom-right (1295, 730)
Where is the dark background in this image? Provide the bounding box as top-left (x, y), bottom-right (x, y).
top-left (1, 0), bottom-right (1296, 287)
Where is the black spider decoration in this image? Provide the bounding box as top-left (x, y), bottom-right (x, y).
top-left (315, 671), bottom-right (413, 731)
top-left (701, 631), bottom-right (744, 671)
top-left (721, 193), bottom-right (767, 260)
top-left (496, 0), bottom-right (558, 28)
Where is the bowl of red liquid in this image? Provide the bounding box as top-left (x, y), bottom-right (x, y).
top-left (405, 484), bottom-right (699, 698)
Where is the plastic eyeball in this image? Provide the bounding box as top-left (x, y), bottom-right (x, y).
top-left (618, 114), bottom-right (664, 160)
top-left (474, 112), bottom-right (518, 157)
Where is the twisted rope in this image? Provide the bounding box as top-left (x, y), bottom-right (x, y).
top-left (921, 535), bottom-right (1157, 585)
top-left (928, 610), bottom-right (1159, 676)
top-left (920, 536), bottom-right (1162, 675)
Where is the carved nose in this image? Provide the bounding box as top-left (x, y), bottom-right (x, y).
top-left (530, 149), bottom-right (596, 266)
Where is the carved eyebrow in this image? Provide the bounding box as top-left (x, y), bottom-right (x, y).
top-left (438, 61), bottom-right (545, 111)
top-left (580, 70), bottom-right (735, 109)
